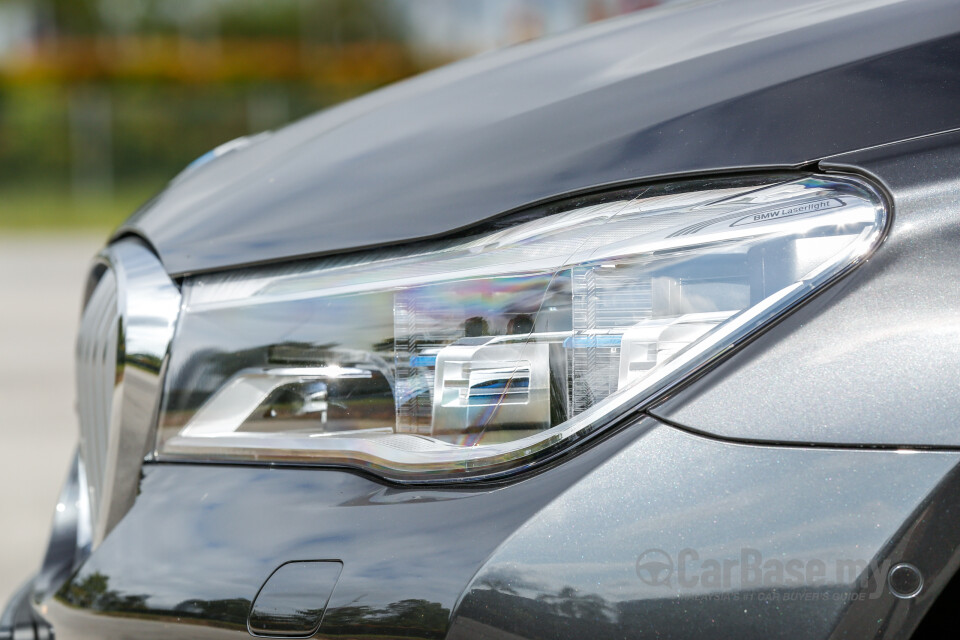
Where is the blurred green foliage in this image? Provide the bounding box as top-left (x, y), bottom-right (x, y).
top-left (42, 0), bottom-right (404, 40)
top-left (0, 0), bottom-right (417, 230)
top-left (0, 181), bottom-right (155, 230)
top-left (0, 83), bottom-right (343, 184)
top-left (0, 0), bottom-right (632, 230)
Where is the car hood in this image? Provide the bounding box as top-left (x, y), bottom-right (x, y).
top-left (121, 0), bottom-right (960, 276)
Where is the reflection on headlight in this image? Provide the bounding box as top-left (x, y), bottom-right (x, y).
top-left (156, 174), bottom-right (886, 480)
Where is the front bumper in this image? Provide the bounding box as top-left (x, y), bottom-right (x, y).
top-left (14, 416), bottom-right (960, 640)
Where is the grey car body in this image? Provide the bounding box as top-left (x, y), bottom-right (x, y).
top-left (5, 1), bottom-right (960, 639)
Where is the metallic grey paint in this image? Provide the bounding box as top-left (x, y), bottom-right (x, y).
top-left (448, 418), bottom-right (960, 639)
top-left (121, 0), bottom-right (960, 276)
top-left (650, 130), bottom-right (960, 447)
top-left (12, 1), bottom-right (960, 638)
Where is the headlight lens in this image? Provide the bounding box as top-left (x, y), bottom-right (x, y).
top-left (156, 174), bottom-right (885, 480)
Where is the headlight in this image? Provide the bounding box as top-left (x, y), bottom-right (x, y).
top-left (156, 174), bottom-right (885, 481)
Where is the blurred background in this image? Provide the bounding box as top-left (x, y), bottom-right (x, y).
top-left (0, 0), bottom-right (664, 607)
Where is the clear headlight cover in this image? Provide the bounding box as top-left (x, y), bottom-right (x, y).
top-left (156, 175), bottom-right (885, 481)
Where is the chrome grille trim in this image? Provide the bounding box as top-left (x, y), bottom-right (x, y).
top-left (76, 267), bottom-right (119, 529)
top-left (75, 239), bottom-right (181, 547)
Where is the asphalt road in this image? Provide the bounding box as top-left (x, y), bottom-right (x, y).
top-left (0, 233), bottom-right (105, 609)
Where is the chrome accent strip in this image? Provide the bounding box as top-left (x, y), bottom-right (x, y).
top-left (76, 239), bottom-right (180, 547)
top-left (32, 451), bottom-right (92, 601)
top-left (75, 453), bottom-right (92, 557)
top-left (76, 267), bottom-right (118, 532)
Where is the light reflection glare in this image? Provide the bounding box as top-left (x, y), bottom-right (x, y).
top-left (157, 175), bottom-right (886, 480)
